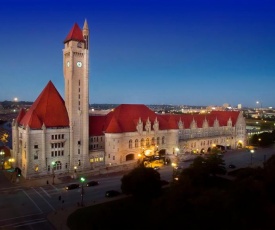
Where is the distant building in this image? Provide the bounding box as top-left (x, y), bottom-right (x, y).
top-left (12, 20), bottom-right (247, 178)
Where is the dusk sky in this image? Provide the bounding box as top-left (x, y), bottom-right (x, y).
top-left (0, 0), bottom-right (275, 108)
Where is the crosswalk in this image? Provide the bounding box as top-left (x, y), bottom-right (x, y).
top-left (0, 184), bottom-right (63, 229)
top-left (37, 184), bottom-right (61, 198)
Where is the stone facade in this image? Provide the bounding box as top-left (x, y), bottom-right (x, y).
top-left (11, 20), bottom-right (247, 179)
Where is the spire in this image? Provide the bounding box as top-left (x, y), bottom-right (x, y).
top-left (83, 19), bottom-right (89, 50)
top-left (83, 19), bottom-right (89, 30)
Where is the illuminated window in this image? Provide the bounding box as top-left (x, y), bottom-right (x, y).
top-left (141, 138), bottom-right (144, 147)
top-left (146, 138), bottom-right (150, 147)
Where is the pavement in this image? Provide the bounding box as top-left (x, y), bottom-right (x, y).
top-left (2, 164), bottom-right (136, 230)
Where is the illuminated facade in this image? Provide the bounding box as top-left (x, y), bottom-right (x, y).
top-left (12, 20), bottom-right (247, 178)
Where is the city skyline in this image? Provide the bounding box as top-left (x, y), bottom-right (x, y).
top-left (0, 0), bottom-right (275, 108)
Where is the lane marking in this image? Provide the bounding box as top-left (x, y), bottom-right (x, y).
top-left (22, 189), bottom-right (43, 213)
top-left (0, 213), bottom-right (43, 222)
top-left (32, 188), bottom-right (56, 211)
top-left (40, 187), bottom-right (51, 198)
top-left (0, 218), bottom-right (47, 228)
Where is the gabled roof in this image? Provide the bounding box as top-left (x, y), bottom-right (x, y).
top-left (63, 23), bottom-right (85, 43)
top-left (210, 111), bottom-right (240, 126)
top-left (105, 117), bottom-right (122, 133)
top-left (104, 104), bottom-right (169, 133)
top-left (15, 108), bottom-right (26, 123)
top-left (89, 104), bottom-right (242, 135)
top-left (18, 81), bottom-right (69, 129)
top-left (89, 115), bottom-right (107, 136)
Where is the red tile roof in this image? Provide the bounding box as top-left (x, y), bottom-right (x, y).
top-left (89, 105), bottom-right (241, 135)
top-left (63, 23), bottom-right (85, 43)
top-left (15, 108), bottom-right (26, 123)
top-left (89, 115), bottom-right (107, 136)
top-left (18, 81), bottom-right (69, 129)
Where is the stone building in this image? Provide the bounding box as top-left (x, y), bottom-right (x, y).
top-left (12, 20), bottom-right (246, 178)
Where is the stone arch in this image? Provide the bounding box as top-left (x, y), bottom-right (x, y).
top-left (158, 149), bottom-right (166, 156)
top-left (126, 154), bottom-right (134, 161)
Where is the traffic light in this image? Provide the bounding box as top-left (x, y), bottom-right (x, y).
top-left (16, 168), bottom-right (21, 177)
top-left (80, 177), bottom-right (85, 182)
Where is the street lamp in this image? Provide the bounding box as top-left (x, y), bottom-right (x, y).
top-left (74, 166), bottom-right (77, 179)
top-left (80, 177), bottom-right (85, 206)
top-left (258, 138), bottom-right (261, 147)
top-left (250, 150), bottom-right (254, 165)
top-left (52, 162), bottom-right (56, 184)
top-left (171, 162), bottom-right (178, 180)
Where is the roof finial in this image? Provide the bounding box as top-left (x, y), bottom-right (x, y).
top-left (83, 18), bottom-right (89, 30)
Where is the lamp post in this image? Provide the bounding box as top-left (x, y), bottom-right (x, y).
top-left (80, 177), bottom-right (85, 206)
top-left (0, 150), bottom-right (4, 169)
top-left (256, 101), bottom-right (263, 118)
top-left (74, 166), bottom-right (77, 179)
top-left (250, 150), bottom-right (254, 165)
top-left (256, 101), bottom-right (262, 110)
top-left (52, 162), bottom-right (56, 184)
top-left (171, 162), bottom-right (178, 180)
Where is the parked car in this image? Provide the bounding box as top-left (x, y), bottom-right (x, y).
top-left (65, 183), bottom-right (80, 190)
top-left (105, 190), bottom-right (121, 197)
top-left (86, 181), bottom-right (99, 187)
top-left (246, 145), bottom-right (257, 151)
top-left (229, 164), bottom-right (236, 169)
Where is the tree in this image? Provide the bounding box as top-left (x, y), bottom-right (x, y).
top-left (263, 155), bottom-right (275, 202)
top-left (205, 153), bottom-right (227, 176)
top-left (121, 165), bottom-right (162, 202)
top-left (258, 132), bottom-right (274, 146)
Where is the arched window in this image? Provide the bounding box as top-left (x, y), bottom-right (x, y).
top-left (129, 139), bottom-right (133, 149)
top-left (146, 138), bottom-right (150, 147)
top-left (56, 161), bottom-right (62, 170)
top-left (162, 136), bottom-right (165, 144)
top-left (151, 137), bottom-right (155, 145)
top-left (141, 138), bottom-right (144, 147)
top-left (157, 137), bottom-right (160, 145)
top-left (135, 139), bottom-right (139, 148)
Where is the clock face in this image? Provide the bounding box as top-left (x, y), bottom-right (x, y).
top-left (77, 61), bottom-right (82, 67)
top-left (67, 61), bottom-right (70, 67)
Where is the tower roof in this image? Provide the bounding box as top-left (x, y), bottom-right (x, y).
top-left (18, 81), bottom-right (69, 129)
top-left (64, 23), bottom-right (85, 43)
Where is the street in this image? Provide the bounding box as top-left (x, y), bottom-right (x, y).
top-left (0, 144), bottom-right (274, 229)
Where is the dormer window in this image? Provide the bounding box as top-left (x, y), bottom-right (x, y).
top-left (77, 42), bottom-right (82, 48)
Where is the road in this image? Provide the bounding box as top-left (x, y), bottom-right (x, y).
top-left (0, 145), bottom-right (274, 229)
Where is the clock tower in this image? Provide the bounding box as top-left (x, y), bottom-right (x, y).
top-left (63, 20), bottom-right (89, 172)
